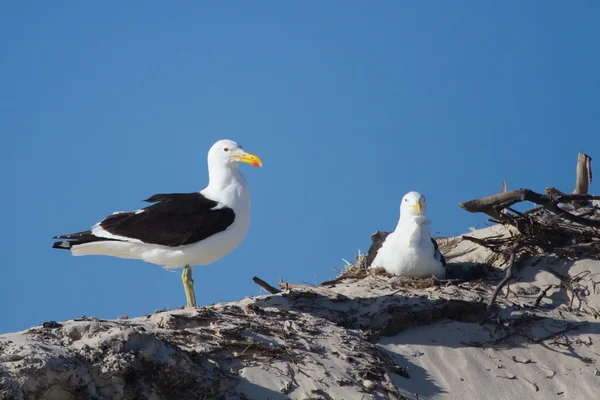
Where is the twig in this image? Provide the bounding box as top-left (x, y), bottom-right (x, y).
top-left (531, 325), bottom-right (580, 344)
top-left (252, 276), bottom-right (280, 294)
top-left (534, 284), bottom-right (554, 307)
top-left (507, 207), bottom-right (527, 218)
top-left (462, 236), bottom-right (490, 247)
top-left (557, 240), bottom-right (600, 251)
top-left (319, 278), bottom-right (341, 286)
top-left (480, 243), bottom-right (521, 323)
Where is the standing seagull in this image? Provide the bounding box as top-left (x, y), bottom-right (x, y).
top-left (52, 139), bottom-right (262, 308)
top-left (365, 191), bottom-right (446, 279)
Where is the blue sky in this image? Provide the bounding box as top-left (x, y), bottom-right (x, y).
top-left (1, 2), bottom-right (599, 333)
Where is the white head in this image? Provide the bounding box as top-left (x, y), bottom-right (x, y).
top-left (207, 139), bottom-right (263, 169)
top-left (400, 191), bottom-right (427, 218)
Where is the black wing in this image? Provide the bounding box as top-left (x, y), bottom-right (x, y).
top-left (365, 230), bottom-right (446, 267)
top-left (365, 230), bottom-right (390, 268)
top-left (53, 192), bottom-right (235, 248)
top-left (432, 238), bottom-right (446, 266)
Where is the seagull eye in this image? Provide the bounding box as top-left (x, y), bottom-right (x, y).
top-left (224, 148), bottom-right (230, 152)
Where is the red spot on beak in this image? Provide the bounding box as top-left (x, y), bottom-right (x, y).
top-left (252, 162), bottom-right (260, 167)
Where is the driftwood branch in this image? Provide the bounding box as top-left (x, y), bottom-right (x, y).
top-left (459, 189), bottom-right (600, 213)
top-left (574, 152), bottom-right (592, 195)
top-left (252, 276), bottom-right (280, 294)
top-left (461, 152), bottom-right (596, 226)
top-left (481, 243), bottom-right (522, 323)
top-left (278, 280), bottom-right (305, 291)
top-left (459, 189), bottom-right (600, 228)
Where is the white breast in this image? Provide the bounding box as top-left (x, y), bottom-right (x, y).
top-left (371, 219), bottom-right (445, 279)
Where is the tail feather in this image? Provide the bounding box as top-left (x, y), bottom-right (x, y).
top-left (52, 230), bottom-right (118, 250)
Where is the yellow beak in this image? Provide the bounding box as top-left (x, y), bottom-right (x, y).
top-left (232, 151), bottom-right (263, 168)
top-left (412, 202), bottom-right (422, 214)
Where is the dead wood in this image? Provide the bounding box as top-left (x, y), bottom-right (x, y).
top-left (534, 284), bottom-right (555, 307)
top-left (279, 280), bottom-right (309, 291)
top-left (574, 152), bottom-right (592, 195)
top-left (460, 152), bottom-right (596, 227)
top-left (459, 153), bottom-right (600, 262)
top-left (480, 242), bottom-right (522, 323)
top-left (459, 188), bottom-right (600, 261)
top-left (252, 276), bottom-right (280, 294)
top-left (459, 189), bottom-right (600, 226)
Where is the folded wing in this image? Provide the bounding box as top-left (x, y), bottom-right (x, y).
top-left (53, 193), bottom-right (236, 248)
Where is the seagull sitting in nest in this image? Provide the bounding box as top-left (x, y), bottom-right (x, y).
top-left (52, 139), bottom-right (262, 308)
top-left (365, 191), bottom-right (446, 279)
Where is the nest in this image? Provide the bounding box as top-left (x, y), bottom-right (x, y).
top-left (324, 250), bottom-right (446, 290)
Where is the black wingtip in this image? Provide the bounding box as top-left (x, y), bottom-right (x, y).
top-left (52, 241), bottom-right (72, 250)
top-left (143, 194), bottom-right (162, 203)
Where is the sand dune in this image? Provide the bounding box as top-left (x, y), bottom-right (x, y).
top-left (1, 222), bottom-right (599, 399)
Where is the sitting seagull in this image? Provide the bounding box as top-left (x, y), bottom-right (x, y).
top-left (52, 139), bottom-right (262, 308)
top-left (365, 191), bottom-right (446, 279)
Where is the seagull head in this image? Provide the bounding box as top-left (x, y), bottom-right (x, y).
top-left (400, 191), bottom-right (427, 217)
top-left (208, 139), bottom-right (263, 168)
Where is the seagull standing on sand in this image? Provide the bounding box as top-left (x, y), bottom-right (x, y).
top-left (366, 191), bottom-right (446, 279)
top-left (52, 139), bottom-right (262, 308)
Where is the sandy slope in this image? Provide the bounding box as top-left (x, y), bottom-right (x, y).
top-left (1, 224), bottom-right (599, 399)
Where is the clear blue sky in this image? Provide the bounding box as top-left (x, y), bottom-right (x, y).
top-left (2, 2), bottom-right (599, 333)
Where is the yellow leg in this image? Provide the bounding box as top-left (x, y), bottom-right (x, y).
top-left (181, 265), bottom-right (197, 308)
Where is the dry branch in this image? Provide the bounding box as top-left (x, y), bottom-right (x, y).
top-left (462, 235), bottom-right (492, 248)
top-left (252, 276), bottom-right (281, 294)
top-left (534, 284), bottom-right (555, 307)
top-left (574, 152), bottom-right (592, 195)
top-left (459, 188), bottom-right (600, 227)
top-left (461, 152), bottom-right (596, 225)
top-left (480, 243), bottom-right (522, 322)
top-left (279, 280), bottom-right (306, 291)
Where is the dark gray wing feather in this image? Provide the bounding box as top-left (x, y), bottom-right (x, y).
top-left (431, 238), bottom-right (446, 266)
top-left (365, 230), bottom-right (390, 268)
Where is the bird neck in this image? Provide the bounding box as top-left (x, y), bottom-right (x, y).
top-left (396, 215), bottom-right (430, 230)
top-left (205, 165), bottom-right (247, 195)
